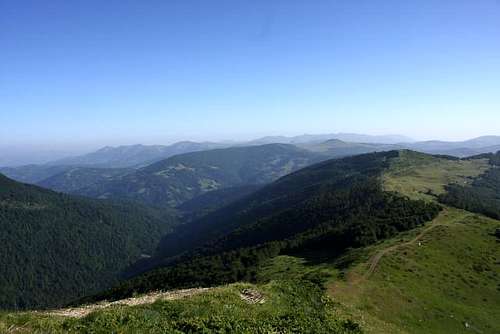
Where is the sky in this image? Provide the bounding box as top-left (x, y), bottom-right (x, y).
top-left (1, 0), bottom-right (500, 156)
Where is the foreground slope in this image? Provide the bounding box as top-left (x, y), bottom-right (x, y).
top-left (0, 279), bottom-right (362, 333)
top-left (0, 174), bottom-right (175, 309)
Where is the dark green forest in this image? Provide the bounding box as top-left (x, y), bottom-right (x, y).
top-left (440, 152), bottom-right (500, 219)
top-left (85, 151), bottom-right (441, 302)
top-left (0, 174), bottom-right (176, 309)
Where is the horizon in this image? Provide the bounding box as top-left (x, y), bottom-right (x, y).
top-left (2, 1), bottom-right (500, 162)
top-left (2, 131), bottom-right (500, 167)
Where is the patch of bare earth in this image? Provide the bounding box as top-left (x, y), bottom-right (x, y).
top-left (46, 288), bottom-right (211, 318)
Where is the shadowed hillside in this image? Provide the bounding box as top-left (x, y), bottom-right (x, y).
top-left (0, 174), bottom-right (176, 309)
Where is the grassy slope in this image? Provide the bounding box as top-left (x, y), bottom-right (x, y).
top-left (382, 150), bottom-right (490, 201)
top-left (330, 208), bottom-right (500, 333)
top-left (383, 151), bottom-right (490, 200)
top-left (0, 281), bottom-right (361, 334)
top-left (327, 151), bottom-right (500, 333)
top-left (256, 151), bottom-right (500, 333)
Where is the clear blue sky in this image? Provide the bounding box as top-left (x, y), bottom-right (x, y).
top-left (1, 0), bottom-right (499, 151)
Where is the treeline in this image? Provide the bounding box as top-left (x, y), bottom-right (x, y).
top-left (84, 151), bottom-right (441, 303)
top-left (440, 151), bottom-right (500, 219)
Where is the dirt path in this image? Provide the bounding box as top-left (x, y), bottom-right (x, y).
top-left (45, 288), bottom-right (211, 318)
top-left (361, 221), bottom-right (442, 281)
top-left (351, 209), bottom-right (469, 285)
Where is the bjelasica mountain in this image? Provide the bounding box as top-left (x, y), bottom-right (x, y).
top-left (0, 174), bottom-right (176, 309)
top-left (0, 148), bottom-right (499, 333)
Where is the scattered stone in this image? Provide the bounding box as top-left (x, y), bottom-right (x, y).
top-left (240, 288), bottom-right (265, 304)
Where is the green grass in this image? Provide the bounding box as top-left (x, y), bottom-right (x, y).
top-left (254, 208), bottom-right (500, 333)
top-left (331, 208), bottom-right (500, 333)
top-left (382, 150), bottom-right (489, 201)
top-left (0, 280), bottom-right (361, 334)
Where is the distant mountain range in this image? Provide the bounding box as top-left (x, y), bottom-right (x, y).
top-left (298, 139), bottom-right (401, 158)
top-left (1, 133), bottom-right (410, 170)
top-left (248, 133), bottom-right (414, 145)
top-left (71, 144), bottom-right (323, 207)
top-left (0, 142), bottom-right (231, 185)
top-left (405, 136), bottom-right (500, 156)
top-left (49, 141), bottom-right (229, 168)
top-left (2, 135), bottom-right (500, 192)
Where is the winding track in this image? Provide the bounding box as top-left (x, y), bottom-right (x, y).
top-left (352, 209), bottom-right (471, 284)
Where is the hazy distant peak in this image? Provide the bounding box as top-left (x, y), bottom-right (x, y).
top-left (249, 133), bottom-right (414, 145)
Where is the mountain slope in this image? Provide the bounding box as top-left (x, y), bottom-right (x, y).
top-left (406, 136), bottom-right (500, 157)
top-left (328, 208), bottom-right (500, 334)
top-left (249, 133), bottom-right (414, 145)
top-left (300, 139), bottom-right (401, 158)
top-left (86, 151), bottom-right (441, 302)
top-left (322, 150), bottom-right (500, 333)
top-left (0, 174), bottom-right (176, 309)
top-left (0, 164), bottom-right (74, 184)
top-left (37, 167), bottom-right (133, 193)
top-left (74, 144), bottom-right (323, 207)
top-left (49, 142), bottom-right (229, 168)
top-left (2, 150), bottom-right (499, 333)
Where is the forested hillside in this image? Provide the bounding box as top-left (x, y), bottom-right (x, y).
top-left (0, 164), bottom-right (74, 184)
top-left (0, 174), bottom-right (176, 309)
top-left (440, 152), bottom-right (500, 219)
top-left (37, 167), bottom-right (133, 193)
top-left (85, 151), bottom-right (441, 302)
top-left (74, 144), bottom-right (322, 207)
